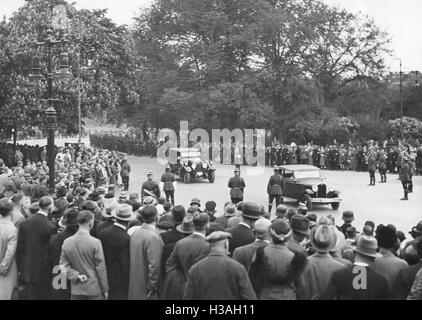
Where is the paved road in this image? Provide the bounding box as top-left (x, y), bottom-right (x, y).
top-left (127, 155), bottom-right (422, 235)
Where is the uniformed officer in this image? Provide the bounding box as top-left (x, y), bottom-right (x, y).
top-left (228, 167), bottom-right (245, 205)
top-left (267, 166), bottom-right (283, 213)
top-left (141, 171), bottom-right (160, 200)
top-left (160, 164), bottom-right (176, 205)
top-left (399, 159), bottom-right (411, 201)
top-left (378, 151), bottom-right (387, 183)
top-left (367, 153), bottom-right (377, 186)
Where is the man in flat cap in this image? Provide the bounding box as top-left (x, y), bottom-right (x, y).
top-left (228, 167), bottom-right (245, 205)
top-left (183, 231), bottom-right (257, 300)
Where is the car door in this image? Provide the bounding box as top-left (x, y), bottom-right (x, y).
top-left (281, 169), bottom-right (295, 198)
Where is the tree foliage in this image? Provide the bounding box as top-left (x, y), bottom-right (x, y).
top-left (0, 0), bottom-right (140, 138)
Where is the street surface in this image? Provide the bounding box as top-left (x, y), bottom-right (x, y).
top-left (127, 155), bottom-right (422, 235)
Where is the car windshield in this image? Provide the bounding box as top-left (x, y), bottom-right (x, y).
top-left (180, 151), bottom-right (201, 158)
top-left (294, 170), bottom-right (321, 179)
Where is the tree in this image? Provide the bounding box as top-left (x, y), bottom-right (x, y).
top-left (0, 0), bottom-right (140, 139)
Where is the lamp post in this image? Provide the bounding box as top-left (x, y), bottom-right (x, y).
top-left (400, 60), bottom-right (404, 140)
top-left (29, 29), bottom-right (72, 193)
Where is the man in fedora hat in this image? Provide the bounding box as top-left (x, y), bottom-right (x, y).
top-left (298, 225), bottom-right (345, 300)
top-left (233, 217), bottom-right (271, 272)
top-left (267, 166), bottom-right (283, 213)
top-left (60, 211), bottom-right (109, 300)
top-left (48, 208), bottom-right (79, 300)
top-left (228, 167), bottom-right (245, 205)
top-left (403, 221), bottom-right (422, 256)
top-left (141, 171), bottom-right (160, 201)
top-left (161, 212), bottom-right (210, 300)
top-left (321, 236), bottom-right (389, 300)
top-left (98, 204), bottom-right (133, 300)
top-left (183, 231), bottom-right (256, 300)
top-left (287, 215), bottom-right (310, 256)
top-left (96, 198), bottom-right (118, 237)
top-left (129, 205), bottom-right (163, 300)
top-left (160, 164), bottom-right (176, 205)
top-left (227, 202), bottom-right (261, 255)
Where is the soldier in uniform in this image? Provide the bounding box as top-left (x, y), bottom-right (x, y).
top-left (267, 166), bottom-right (283, 213)
top-left (228, 167), bottom-right (245, 205)
top-left (141, 171), bottom-right (160, 200)
top-left (408, 156), bottom-right (415, 193)
top-left (161, 164), bottom-right (176, 205)
top-left (399, 159), bottom-right (411, 201)
top-left (121, 159), bottom-right (131, 191)
top-left (367, 153), bottom-right (377, 186)
top-left (378, 151), bottom-right (387, 183)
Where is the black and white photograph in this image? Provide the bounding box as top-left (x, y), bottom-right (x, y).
top-left (0, 0), bottom-right (422, 305)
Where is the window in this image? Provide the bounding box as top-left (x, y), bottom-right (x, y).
top-left (294, 170), bottom-right (321, 179)
top-left (283, 170), bottom-right (294, 179)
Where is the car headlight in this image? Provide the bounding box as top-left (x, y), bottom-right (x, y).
top-left (312, 185), bottom-right (318, 192)
top-left (202, 163), bottom-right (207, 168)
top-left (192, 163), bottom-right (196, 170)
top-left (329, 186), bottom-right (334, 192)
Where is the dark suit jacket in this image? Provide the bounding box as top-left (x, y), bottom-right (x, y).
top-left (321, 265), bottom-right (389, 300)
top-left (96, 219), bottom-right (115, 236)
top-left (98, 224), bottom-right (130, 300)
top-left (227, 223), bottom-right (255, 256)
top-left (184, 252), bottom-right (257, 300)
top-left (233, 240), bottom-right (269, 272)
top-left (17, 213), bottom-right (57, 283)
top-left (160, 227), bottom-right (189, 277)
top-left (161, 233), bottom-right (210, 300)
top-left (393, 261), bottom-right (422, 300)
top-left (47, 227), bottom-right (78, 300)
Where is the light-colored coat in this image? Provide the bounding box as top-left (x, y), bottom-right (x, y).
top-left (0, 220), bottom-right (18, 300)
top-left (128, 223), bottom-right (164, 300)
top-left (60, 229), bottom-right (109, 297)
top-left (297, 252), bottom-right (345, 300)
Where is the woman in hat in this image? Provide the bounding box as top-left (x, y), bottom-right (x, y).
top-left (250, 219), bottom-right (307, 300)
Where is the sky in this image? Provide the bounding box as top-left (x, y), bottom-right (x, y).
top-left (1, 0), bottom-right (421, 72)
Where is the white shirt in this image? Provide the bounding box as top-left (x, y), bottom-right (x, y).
top-left (114, 222), bottom-right (127, 230)
top-left (239, 222), bottom-right (251, 229)
top-left (193, 232), bottom-right (206, 239)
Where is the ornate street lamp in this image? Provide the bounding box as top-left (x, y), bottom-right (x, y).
top-left (28, 29), bottom-right (73, 193)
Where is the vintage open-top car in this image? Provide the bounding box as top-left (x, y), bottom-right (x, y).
top-left (169, 148), bottom-right (216, 183)
top-left (279, 165), bottom-right (341, 211)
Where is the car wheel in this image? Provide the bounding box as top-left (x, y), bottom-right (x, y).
top-left (183, 172), bottom-right (191, 184)
top-left (331, 202), bottom-right (340, 210)
top-left (302, 194), bottom-right (313, 211)
top-left (208, 171), bottom-right (215, 183)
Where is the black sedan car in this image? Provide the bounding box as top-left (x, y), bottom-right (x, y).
top-left (279, 165), bottom-right (342, 211)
